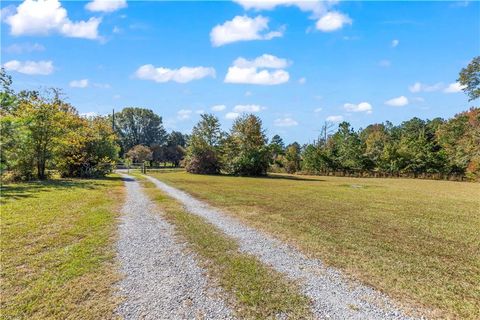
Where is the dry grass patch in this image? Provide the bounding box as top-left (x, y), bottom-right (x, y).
top-left (135, 175), bottom-right (312, 319)
top-left (1, 176), bottom-right (124, 319)
top-left (148, 171), bottom-right (480, 319)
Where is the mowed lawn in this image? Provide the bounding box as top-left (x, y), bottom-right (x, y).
top-left (149, 171), bottom-right (480, 319)
top-left (1, 176), bottom-right (124, 319)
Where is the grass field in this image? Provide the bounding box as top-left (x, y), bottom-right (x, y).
top-left (148, 171), bottom-right (480, 319)
top-left (134, 174), bottom-right (312, 319)
top-left (1, 176), bottom-right (124, 319)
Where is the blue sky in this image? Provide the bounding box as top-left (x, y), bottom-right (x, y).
top-left (1, 0), bottom-right (478, 143)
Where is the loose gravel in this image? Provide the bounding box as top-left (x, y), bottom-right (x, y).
top-left (146, 174), bottom-right (418, 320)
top-left (116, 174), bottom-right (233, 320)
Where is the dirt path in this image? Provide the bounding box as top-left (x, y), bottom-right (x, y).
top-left (145, 174), bottom-right (417, 320)
top-left (116, 174), bottom-right (233, 319)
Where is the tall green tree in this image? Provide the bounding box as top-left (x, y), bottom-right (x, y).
top-left (458, 56), bottom-right (480, 101)
top-left (114, 107), bottom-right (166, 154)
top-left (284, 142), bottom-right (301, 173)
top-left (185, 114), bottom-right (224, 174)
top-left (223, 114), bottom-right (270, 176)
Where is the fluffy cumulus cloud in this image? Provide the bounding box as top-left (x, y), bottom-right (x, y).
top-left (233, 0), bottom-right (351, 32)
top-left (225, 112), bottom-right (240, 120)
top-left (233, 104), bottom-right (265, 112)
top-left (3, 60), bottom-right (53, 75)
top-left (326, 115), bottom-right (344, 122)
top-left (210, 15), bottom-right (283, 47)
top-left (409, 82), bottom-right (443, 93)
top-left (316, 12), bottom-right (352, 32)
top-left (135, 65), bottom-right (216, 83)
top-left (211, 104), bottom-right (226, 112)
top-left (274, 117), bottom-right (298, 127)
top-left (444, 82), bottom-right (466, 93)
top-left (385, 96), bottom-right (408, 107)
top-left (225, 54), bottom-right (290, 85)
top-left (344, 102), bottom-right (373, 113)
top-left (4, 0), bottom-right (101, 40)
top-left (85, 0), bottom-right (127, 12)
top-left (233, 54), bottom-right (289, 69)
top-left (391, 39), bottom-right (399, 47)
top-left (234, 0), bottom-right (326, 15)
top-left (3, 42), bottom-right (45, 54)
top-left (177, 109), bottom-right (192, 120)
top-left (69, 79), bottom-right (89, 88)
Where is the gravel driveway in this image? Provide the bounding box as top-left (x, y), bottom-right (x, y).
top-left (145, 175), bottom-right (417, 320)
top-left (116, 174), bottom-right (233, 319)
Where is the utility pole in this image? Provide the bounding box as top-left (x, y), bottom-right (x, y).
top-left (112, 109), bottom-right (115, 131)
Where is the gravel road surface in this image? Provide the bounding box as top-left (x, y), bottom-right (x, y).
top-left (145, 174), bottom-right (417, 320)
top-left (116, 174), bottom-right (233, 319)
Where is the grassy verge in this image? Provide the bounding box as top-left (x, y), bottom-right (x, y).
top-left (134, 174), bottom-right (312, 319)
top-left (148, 171), bottom-right (480, 319)
top-left (1, 176), bottom-right (124, 319)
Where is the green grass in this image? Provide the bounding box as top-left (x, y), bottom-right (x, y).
top-left (135, 174), bottom-right (312, 319)
top-left (1, 176), bottom-right (124, 320)
top-left (148, 171), bottom-right (480, 319)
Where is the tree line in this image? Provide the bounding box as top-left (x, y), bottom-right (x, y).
top-left (1, 56), bottom-right (478, 181)
top-left (180, 108), bottom-right (479, 181)
top-left (0, 70), bottom-right (186, 181)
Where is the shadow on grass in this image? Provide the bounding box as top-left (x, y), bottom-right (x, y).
top-left (0, 175), bottom-right (124, 203)
top-left (265, 174), bottom-right (326, 182)
top-left (159, 171), bottom-right (326, 182)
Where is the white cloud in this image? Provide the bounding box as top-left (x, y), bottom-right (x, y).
top-left (385, 96), bottom-right (409, 107)
top-left (391, 39), bottom-right (399, 47)
top-left (314, 107), bottom-right (322, 113)
top-left (234, 0), bottom-right (326, 16)
top-left (274, 117), bottom-right (298, 127)
top-left (378, 59), bottom-right (391, 67)
top-left (444, 82), bottom-right (466, 93)
top-left (210, 15), bottom-right (283, 47)
top-left (3, 60), bottom-right (53, 75)
top-left (225, 54), bottom-right (290, 85)
top-left (326, 115), bottom-right (344, 122)
top-left (69, 79), bottom-right (89, 88)
top-left (233, 54), bottom-right (289, 69)
top-left (225, 112), bottom-right (240, 120)
top-left (344, 102), bottom-right (373, 113)
top-left (93, 82), bottom-right (111, 89)
top-left (3, 42), bottom-right (45, 54)
top-left (86, 0), bottom-right (127, 12)
top-left (316, 12), bottom-right (352, 32)
top-left (234, 0), bottom-right (351, 33)
top-left (211, 104), bottom-right (226, 112)
top-left (298, 77), bottom-right (306, 84)
top-left (177, 109), bottom-right (192, 120)
top-left (245, 90), bottom-right (252, 96)
top-left (5, 0), bottom-right (102, 40)
top-left (225, 66), bottom-right (289, 85)
top-left (233, 104), bottom-right (265, 113)
top-left (135, 65), bottom-right (216, 83)
top-left (409, 82), bottom-right (443, 93)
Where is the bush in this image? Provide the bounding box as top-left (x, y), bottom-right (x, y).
top-left (185, 149), bottom-right (220, 174)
